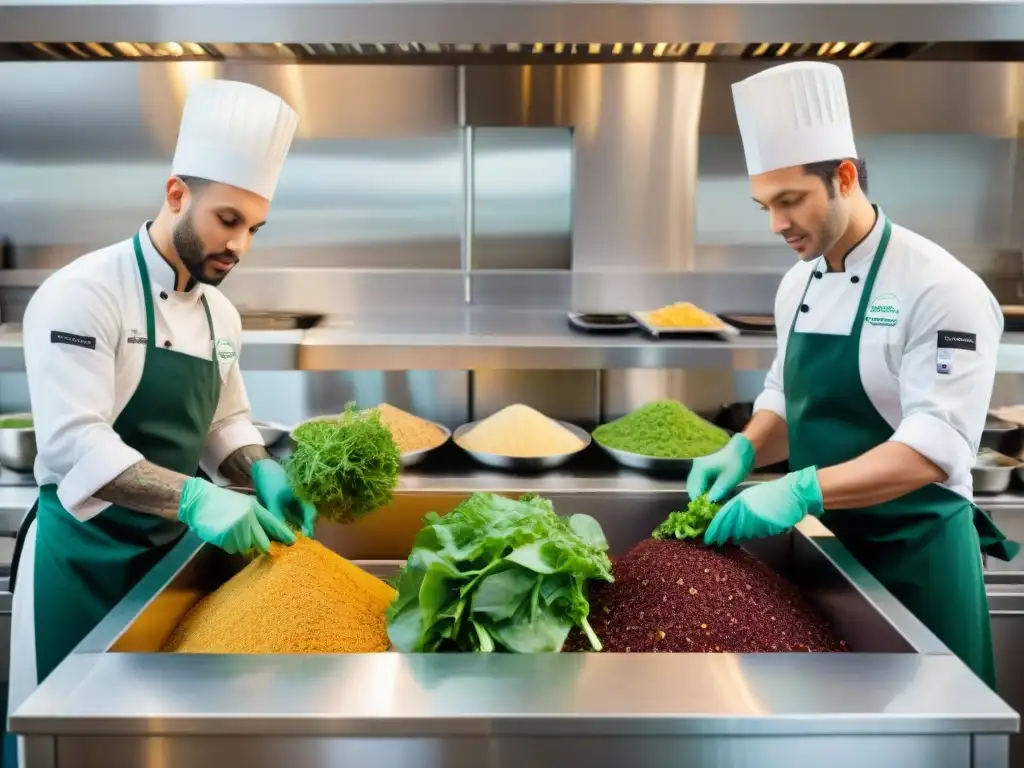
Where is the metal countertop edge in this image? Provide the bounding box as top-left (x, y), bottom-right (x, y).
top-left (11, 711), bottom-right (1019, 738)
top-left (11, 529), bottom-right (1018, 738)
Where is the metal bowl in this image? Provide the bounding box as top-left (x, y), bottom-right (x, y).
top-left (0, 412), bottom-right (36, 472)
top-left (398, 423), bottom-right (451, 468)
top-left (593, 440), bottom-right (697, 477)
top-left (973, 448), bottom-right (1020, 495)
top-left (452, 420), bottom-right (591, 472)
top-left (292, 413), bottom-right (451, 468)
top-left (253, 420), bottom-right (291, 448)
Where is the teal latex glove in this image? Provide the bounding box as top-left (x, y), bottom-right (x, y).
top-left (687, 434), bottom-right (756, 503)
top-left (704, 466), bottom-right (823, 547)
top-left (251, 459), bottom-right (318, 537)
top-left (178, 477), bottom-right (295, 554)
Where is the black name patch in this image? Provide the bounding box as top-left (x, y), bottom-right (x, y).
top-left (937, 330), bottom-right (976, 351)
top-left (50, 331), bottom-right (96, 350)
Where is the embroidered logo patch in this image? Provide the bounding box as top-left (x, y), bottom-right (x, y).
top-left (865, 293), bottom-right (900, 327)
top-left (935, 330), bottom-right (976, 375)
top-left (50, 331), bottom-right (96, 350)
top-left (126, 327), bottom-right (147, 345)
top-left (214, 338), bottom-right (238, 362)
top-left (937, 330), bottom-right (977, 351)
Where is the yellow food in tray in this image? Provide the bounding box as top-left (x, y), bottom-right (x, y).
top-left (642, 302), bottom-right (727, 330)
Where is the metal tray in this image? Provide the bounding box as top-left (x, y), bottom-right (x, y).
top-left (717, 312), bottom-right (776, 335)
top-left (16, 490), bottom-right (1016, 768)
top-left (239, 311), bottom-right (323, 330)
top-left (452, 419), bottom-right (591, 471)
top-left (632, 307), bottom-right (740, 340)
top-left (566, 312), bottom-right (640, 334)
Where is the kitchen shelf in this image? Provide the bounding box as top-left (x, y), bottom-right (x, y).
top-left (5, 312), bottom-right (1024, 373)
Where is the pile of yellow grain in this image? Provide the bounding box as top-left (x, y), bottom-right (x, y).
top-left (644, 302), bottom-right (726, 330)
top-left (163, 537), bottom-right (395, 654)
top-left (375, 403), bottom-right (447, 454)
top-left (456, 404), bottom-right (585, 458)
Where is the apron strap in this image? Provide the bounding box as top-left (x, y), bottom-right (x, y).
top-left (131, 234), bottom-right (157, 351)
top-left (9, 499), bottom-right (38, 594)
top-left (786, 212), bottom-right (893, 341)
top-left (200, 294), bottom-right (215, 343)
top-left (132, 233), bottom-right (217, 349)
top-left (851, 216), bottom-right (893, 338)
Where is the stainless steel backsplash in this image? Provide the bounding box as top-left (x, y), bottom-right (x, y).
top-left (1, 60), bottom-right (1021, 280)
top-left (2, 59), bottom-right (1023, 426)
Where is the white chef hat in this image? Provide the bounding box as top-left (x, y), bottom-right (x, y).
top-left (171, 79), bottom-right (299, 202)
top-left (732, 62), bottom-right (857, 176)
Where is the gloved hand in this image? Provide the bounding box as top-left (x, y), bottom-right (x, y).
top-left (251, 459), bottom-right (318, 537)
top-left (704, 466), bottom-right (823, 547)
top-left (178, 477), bottom-right (296, 554)
top-left (687, 434), bottom-right (756, 503)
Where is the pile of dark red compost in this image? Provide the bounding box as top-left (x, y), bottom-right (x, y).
top-left (566, 538), bottom-right (847, 653)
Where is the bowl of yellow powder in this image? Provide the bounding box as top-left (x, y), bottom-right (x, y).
top-left (453, 404), bottom-right (591, 471)
top-left (373, 403), bottom-right (451, 467)
top-left (297, 404), bottom-right (451, 468)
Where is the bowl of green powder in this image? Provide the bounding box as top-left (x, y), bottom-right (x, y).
top-left (591, 400), bottom-right (730, 476)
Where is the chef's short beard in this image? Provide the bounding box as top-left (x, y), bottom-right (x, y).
top-left (815, 197), bottom-right (848, 259)
top-left (172, 211), bottom-right (231, 287)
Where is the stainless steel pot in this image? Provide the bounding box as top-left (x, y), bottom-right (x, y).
top-left (0, 413), bottom-right (36, 472)
top-left (972, 448), bottom-right (1019, 495)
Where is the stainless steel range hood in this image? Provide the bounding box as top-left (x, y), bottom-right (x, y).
top-left (8, 41), bottom-right (1024, 64)
top-left (2, 1), bottom-right (1024, 61)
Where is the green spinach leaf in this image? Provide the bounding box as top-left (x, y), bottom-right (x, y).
top-left (386, 493), bottom-right (613, 653)
top-left (652, 494), bottom-right (722, 541)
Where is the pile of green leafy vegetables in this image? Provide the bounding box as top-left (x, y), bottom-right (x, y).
top-left (652, 494), bottom-right (722, 541)
top-left (286, 404), bottom-right (401, 523)
top-left (386, 493), bottom-right (614, 653)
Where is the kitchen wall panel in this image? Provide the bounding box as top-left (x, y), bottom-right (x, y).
top-left (696, 134), bottom-right (1020, 269)
top-left (600, 369), bottom-right (761, 423)
top-left (699, 62), bottom-right (1024, 139)
top-left (242, 371), bottom-right (470, 429)
top-left (0, 61), bottom-right (464, 269)
top-left (471, 370), bottom-right (601, 427)
top-left (470, 127), bottom-right (572, 270)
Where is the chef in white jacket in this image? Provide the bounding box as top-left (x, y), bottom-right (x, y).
top-left (5, 79), bottom-right (317, 760)
top-left (687, 61), bottom-right (1016, 690)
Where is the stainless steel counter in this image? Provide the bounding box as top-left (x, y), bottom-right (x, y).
top-left (5, 313), bottom-right (1024, 372)
top-left (9, 486), bottom-right (1019, 768)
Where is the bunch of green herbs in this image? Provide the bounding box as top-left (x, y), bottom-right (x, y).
top-left (652, 494), bottom-right (722, 541)
top-left (386, 492), bottom-right (614, 653)
top-left (592, 400), bottom-right (729, 458)
top-left (286, 404), bottom-right (401, 523)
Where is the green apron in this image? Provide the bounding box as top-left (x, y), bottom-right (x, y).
top-left (31, 233), bottom-right (221, 682)
top-left (784, 212), bottom-right (1018, 690)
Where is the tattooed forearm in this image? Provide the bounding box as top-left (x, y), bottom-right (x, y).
top-left (95, 460), bottom-right (189, 519)
top-left (218, 444), bottom-right (271, 487)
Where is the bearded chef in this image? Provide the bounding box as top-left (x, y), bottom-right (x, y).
top-left (687, 61), bottom-right (1018, 689)
top-left (5, 79), bottom-right (318, 754)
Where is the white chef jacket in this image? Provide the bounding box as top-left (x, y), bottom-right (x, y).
top-left (21, 222), bottom-right (263, 522)
top-left (754, 211), bottom-right (1001, 500)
